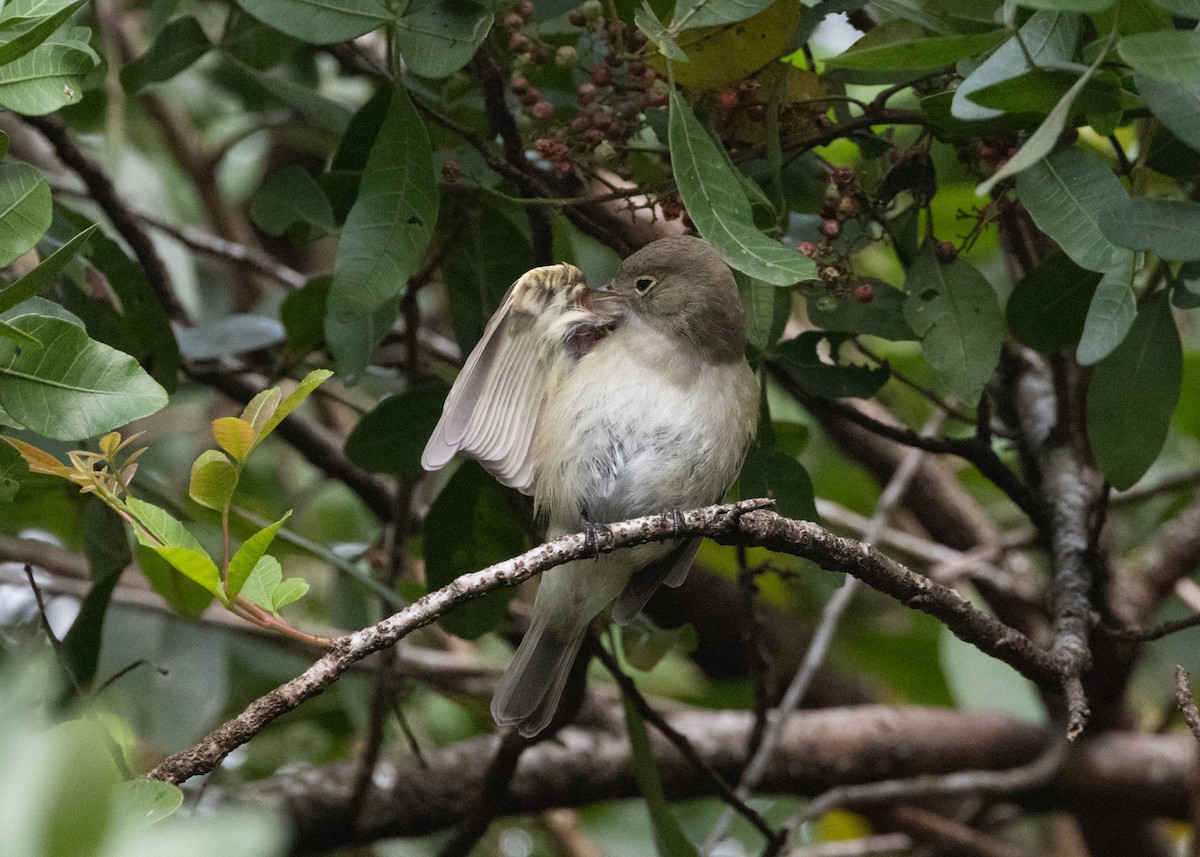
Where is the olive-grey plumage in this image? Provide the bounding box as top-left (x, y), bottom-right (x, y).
top-left (423, 236), bottom-right (759, 736)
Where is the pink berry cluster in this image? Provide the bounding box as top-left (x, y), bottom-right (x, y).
top-left (506, 1), bottom-right (669, 181)
top-left (798, 167), bottom-right (876, 305)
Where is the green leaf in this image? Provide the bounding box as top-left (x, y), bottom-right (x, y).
top-left (952, 11), bottom-right (1078, 122)
top-left (1077, 253), bottom-right (1136, 365)
top-left (0, 317), bottom-right (40, 348)
top-left (0, 314), bottom-right (167, 439)
top-left (253, 368), bottom-right (332, 449)
top-left (173, 313), bottom-right (285, 360)
top-left (395, 0), bottom-right (493, 78)
top-left (248, 165), bottom-right (333, 237)
top-left (0, 224), bottom-right (94, 315)
top-left (1014, 147), bottom-right (1128, 273)
top-left (966, 68), bottom-right (1122, 116)
top-left (136, 544), bottom-right (214, 617)
top-left (345, 385), bottom-right (447, 478)
top-left (738, 274), bottom-right (789, 352)
top-left (1174, 260), bottom-right (1200, 309)
top-left (0, 438), bottom-right (25, 501)
top-left (423, 462), bottom-right (528, 639)
top-left (226, 511), bottom-right (292, 601)
top-left (270, 576), bottom-right (308, 610)
top-left (325, 295), bottom-right (397, 378)
top-left (225, 57), bottom-right (352, 133)
top-left (219, 10), bottom-right (300, 69)
top-left (1016, 0), bottom-right (1112, 9)
top-left (1118, 29), bottom-right (1200, 83)
top-left (119, 15), bottom-right (212, 93)
top-left (0, 27), bottom-right (98, 115)
top-left (826, 29), bottom-right (1006, 72)
top-left (636, 2), bottom-right (688, 62)
top-left (1136, 74), bottom-right (1200, 154)
top-left (113, 778), bottom-right (184, 829)
top-left (60, 501), bottom-right (130, 689)
top-left (976, 43), bottom-right (1111, 196)
top-left (1006, 252), bottom-right (1100, 352)
top-left (807, 279), bottom-right (918, 341)
top-left (0, 163), bottom-right (51, 267)
top-left (738, 445), bottom-right (818, 522)
top-left (240, 554), bottom-right (283, 611)
top-left (1152, 0), bottom-right (1200, 16)
top-left (903, 244), bottom-right (1003, 406)
top-left (127, 497), bottom-right (223, 599)
top-left (667, 91), bottom-right (814, 286)
top-left (774, 332), bottom-right (890, 399)
top-left (280, 276), bottom-right (329, 355)
top-left (621, 690), bottom-right (701, 857)
top-left (1098, 196), bottom-right (1200, 261)
top-left (0, 0), bottom-right (90, 68)
top-left (233, 0), bottom-right (389, 44)
top-left (1086, 294), bottom-right (1181, 489)
top-left (672, 0), bottom-right (774, 29)
top-left (330, 85), bottom-right (439, 319)
top-left (620, 618), bottom-right (698, 672)
top-left (188, 449), bottom-right (239, 512)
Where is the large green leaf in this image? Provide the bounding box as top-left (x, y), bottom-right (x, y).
top-left (226, 512), bottom-right (292, 601)
top-left (188, 449), bottom-right (239, 513)
top-left (329, 85), bottom-right (439, 319)
top-left (0, 163), bottom-right (50, 267)
top-left (60, 501), bottom-right (130, 689)
top-left (903, 244), bottom-right (1003, 406)
top-left (0, 27), bottom-right (98, 115)
top-left (672, 0), bottom-right (774, 29)
top-left (1098, 197), bottom-right (1200, 261)
top-left (224, 58), bottom-right (352, 133)
top-left (1086, 294), bottom-right (1181, 489)
top-left (0, 224), bottom-right (94, 316)
top-left (240, 555), bottom-right (308, 613)
top-left (737, 445), bottom-right (818, 522)
top-left (808, 279), bottom-right (917, 341)
top-left (826, 29), bottom-right (1006, 72)
top-left (127, 497), bottom-right (223, 599)
top-left (1135, 74), bottom-right (1200, 153)
top-left (1118, 29), bottom-right (1200, 83)
top-left (395, 0), bottom-right (492, 79)
top-left (248, 165), bottom-right (333, 237)
top-left (774, 332), bottom-right (890, 399)
top-left (423, 462), bottom-right (528, 640)
top-left (345, 385), bottom-right (447, 478)
top-left (952, 11), bottom-right (1078, 121)
top-left (1006, 252), bottom-right (1100, 352)
top-left (0, 0), bottom-right (90, 67)
top-left (622, 691), bottom-right (700, 857)
top-left (234, 0), bottom-right (390, 44)
top-left (667, 91), bottom-right (814, 286)
top-left (1077, 253), bottom-right (1136, 365)
top-left (1014, 147), bottom-right (1128, 273)
top-left (120, 15), bottom-right (212, 92)
top-left (0, 314), bottom-right (167, 439)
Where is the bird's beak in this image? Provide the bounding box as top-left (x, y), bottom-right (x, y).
top-left (592, 279), bottom-right (625, 303)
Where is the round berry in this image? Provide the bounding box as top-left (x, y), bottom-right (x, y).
top-left (568, 7), bottom-right (587, 26)
top-left (519, 88), bottom-right (540, 106)
top-left (935, 240), bottom-right (958, 263)
top-left (831, 166), bottom-right (855, 188)
top-left (441, 161), bottom-right (461, 184)
top-left (519, 0), bottom-right (534, 15)
top-left (837, 196), bottom-right (858, 217)
top-left (715, 90), bottom-right (739, 110)
top-left (504, 12), bottom-right (524, 30)
top-left (815, 294), bottom-right (838, 312)
top-left (555, 45), bottom-right (578, 67)
top-left (821, 266), bottom-right (841, 282)
top-left (797, 241), bottom-right (818, 258)
top-left (593, 140), bottom-right (617, 163)
top-left (854, 282), bottom-right (875, 303)
top-left (531, 100), bottom-right (555, 120)
top-left (821, 219), bottom-right (841, 239)
top-left (511, 75), bottom-right (530, 93)
top-left (552, 159), bottom-right (574, 178)
top-left (591, 65), bottom-right (612, 86)
top-left (629, 59), bottom-right (646, 76)
top-left (577, 82), bottom-right (597, 103)
top-left (509, 32), bottom-right (531, 51)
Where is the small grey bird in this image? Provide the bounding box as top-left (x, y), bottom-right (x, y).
top-left (422, 236), bottom-right (759, 736)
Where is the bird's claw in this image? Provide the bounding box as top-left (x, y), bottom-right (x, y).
top-left (660, 506), bottom-right (685, 536)
top-left (580, 515), bottom-right (613, 554)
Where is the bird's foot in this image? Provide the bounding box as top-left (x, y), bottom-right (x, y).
top-left (579, 514), bottom-right (613, 554)
top-left (659, 506), bottom-right (686, 536)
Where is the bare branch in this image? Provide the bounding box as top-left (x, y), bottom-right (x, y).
top-left (1176, 666), bottom-right (1200, 744)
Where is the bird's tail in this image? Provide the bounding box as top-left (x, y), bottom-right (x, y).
top-left (491, 609), bottom-right (588, 737)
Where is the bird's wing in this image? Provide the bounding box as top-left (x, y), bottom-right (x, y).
top-left (422, 263), bottom-right (611, 494)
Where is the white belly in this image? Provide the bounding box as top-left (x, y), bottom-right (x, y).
top-left (532, 318), bottom-right (757, 529)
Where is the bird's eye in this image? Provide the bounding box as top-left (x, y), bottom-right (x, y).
top-left (634, 276), bottom-right (657, 294)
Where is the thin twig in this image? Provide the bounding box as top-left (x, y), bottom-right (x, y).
top-left (1176, 666), bottom-right (1200, 744)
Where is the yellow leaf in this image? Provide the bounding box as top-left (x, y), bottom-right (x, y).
top-left (212, 417), bottom-right (256, 461)
top-left (2, 436), bottom-right (71, 477)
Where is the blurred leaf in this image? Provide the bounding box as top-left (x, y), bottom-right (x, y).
top-left (659, 1), bottom-right (802, 89)
top-left (1006, 252), bottom-right (1100, 352)
top-left (672, 0), bottom-right (774, 29)
top-left (1137, 74), bottom-right (1200, 154)
top-left (1016, 0), bottom-right (1111, 8)
top-left (1152, 0), bottom-right (1200, 14)
top-left (248, 165), bottom-right (333, 237)
top-left (1086, 293), bottom-right (1181, 489)
top-left (877, 153), bottom-right (937, 207)
top-left (621, 619), bottom-right (698, 672)
top-left (0, 224), bottom-right (95, 315)
top-left (1077, 253), bottom-right (1136, 365)
top-left (668, 91), bottom-right (814, 286)
top-left (136, 544), bottom-right (214, 617)
top-left (637, 2), bottom-right (687, 62)
top-left (0, 438), bottom-right (25, 501)
top-left (903, 244), bottom-right (1003, 406)
top-left (808, 279), bottom-right (918, 341)
top-left (325, 295), bottom-right (397, 378)
top-left (424, 461), bottom-right (527, 639)
top-left (738, 274), bottom-right (789, 352)
top-left (939, 622), bottom-right (1047, 722)
top-left (966, 68), bottom-right (1122, 115)
top-left (120, 15), bottom-right (212, 93)
top-left (218, 10), bottom-right (299, 69)
top-left (1174, 260), bottom-right (1200, 309)
top-left (330, 85), bottom-right (438, 319)
top-left (233, 0), bottom-right (389, 44)
top-left (227, 512), bottom-right (292, 601)
top-left (241, 554), bottom-right (308, 613)
top-left (1098, 196), bottom-right (1200, 261)
top-left (253, 368), bottom-right (332, 448)
top-left (112, 778), bottom-right (184, 829)
top-left (0, 0), bottom-right (90, 67)
top-left (0, 163), bottom-right (51, 267)
top-left (279, 276), bottom-right (329, 355)
top-left (0, 315), bottom-right (168, 439)
top-left (60, 501), bottom-right (130, 689)
top-left (175, 314), bottom-right (285, 360)
top-left (188, 449), bottom-right (238, 512)
top-left (212, 417), bottom-right (256, 461)
top-left (772, 421), bottom-right (809, 458)
top-left (345, 385), bottom-right (447, 478)
top-left (827, 29), bottom-right (1005, 72)
top-left (127, 497), bottom-right (223, 599)
top-left (952, 10), bottom-right (1078, 122)
top-left (0, 27), bottom-right (98, 115)
top-left (395, 0), bottom-right (493, 78)
top-left (1014, 147), bottom-right (1128, 273)
top-left (621, 691), bottom-right (700, 857)
top-left (1118, 29), bottom-right (1200, 83)
top-left (225, 58), bottom-right (352, 132)
top-left (775, 332), bottom-right (890, 399)
top-left (738, 446), bottom-right (818, 521)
